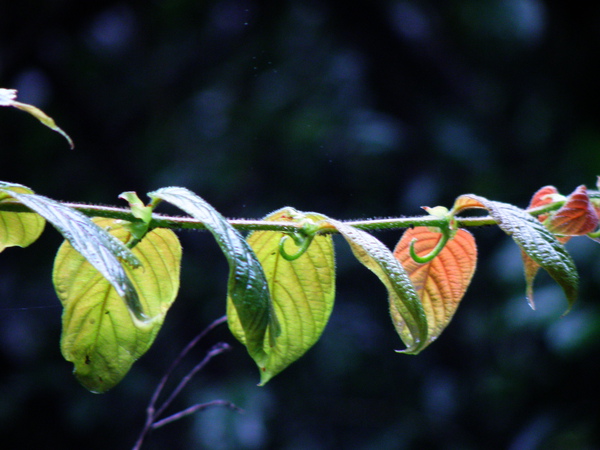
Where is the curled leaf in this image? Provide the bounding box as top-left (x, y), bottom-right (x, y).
top-left (1, 185), bottom-right (143, 318)
top-left (3, 188), bottom-right (145, 321)
top-left (54, 218), bottom-right (181, 392)
top-left (327, 219), bottom-right (427, 353)
top-left (394, 227), bottom-right (476, 347)
top-left (148, 187), bottom-right (276, 371)
top-left (523, 185), bottom-right (598, 308)
top-left (228, 208), bottom-right (335, 384)
top-left (523, 186), bottom-right (565, 308)
top-left (1, 88), bottom-right (74, 149)
top-left (454, 194), bottom-right (578, 313)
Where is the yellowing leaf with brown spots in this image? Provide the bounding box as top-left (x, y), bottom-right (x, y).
top-left (394, 227), bottom-right (476, 346)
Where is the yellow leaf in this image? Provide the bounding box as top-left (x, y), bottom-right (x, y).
top-left (227, 208), bottom-right (335, 384)
top-left (0, 185), bottom-right (45, 252)
top-left (12, 101), bottom-right (74, 149)
top-left (53, 218), bottom-right (181, 392)
top-left (394, 227), bottom-right (476, 346)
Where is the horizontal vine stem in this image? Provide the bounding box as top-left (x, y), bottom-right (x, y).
top-left (0, 199), bottom-right (557, 234)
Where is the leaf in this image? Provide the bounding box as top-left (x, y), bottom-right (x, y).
top-left (11, 100), bottom-right (74, 149)
top-left (147, 187), bottom-right (276, 369)
top-left (523, 186), bottom-right (597, 308)
top-left (451, 195), bottom-right (490, 214)
top-left (544, 185), bottom-right (599, 236)
top-left (227, 208), bottom-right (335, 384)
top-left (522, 186), bottom-right (564, 308)
top-left (118, 191), bottom-right (153, 240)
top-left (54, 218), bottom-right (181, 393)
top-left (327, 219), bottom-right (428, 353)
top-left (454, 194), bottom-right (578, 312)
top-left (0, 183), bottom-right (45, 252)
top-left (527, 185), bottom-right (560, 222)
top-left (394, 227), bottom-right (476, 347)
top-left (2, 88), bottom-right (73, 148)
top-left (1, 187), bottom-right (146, 320)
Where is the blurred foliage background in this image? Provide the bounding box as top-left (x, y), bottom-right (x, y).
top-left (2, 1), bottom-right (600, 448)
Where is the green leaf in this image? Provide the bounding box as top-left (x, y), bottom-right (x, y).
top-left (454, 194), bottom-right (579, 312)
top-left (118, 191), bottom-right (154, 241)
top-left (227, 208), bottom-right (335, 384)
top-left (327, 219), bottom-right (428, 354)
top-left (0, 187), bottom-right (146, 321)
top-left (11, 100), bottom-right (74, 149)
top-left (147, 187), bottom-right (275, 368)
top-left (54, 218), bottom-right (181, 393)
top-left (0, 182), bottom-right (45, 252)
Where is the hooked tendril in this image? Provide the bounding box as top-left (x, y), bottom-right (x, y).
top-left (409, 227), bottom-right (451, 263)
top-left (279, 233), bottom-right (313, 261)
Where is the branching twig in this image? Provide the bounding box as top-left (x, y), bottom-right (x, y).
top-left (152, 400), bottom-right (242, 429)
top-left (132, 316), bottom-right (241, 450)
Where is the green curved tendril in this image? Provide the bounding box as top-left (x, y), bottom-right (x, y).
top-left (409, 228), bottom-right (451, 264)
top-left (279, 233), bottom-right (313, 261)
top-left (588, 229), bottom-right (600, 239)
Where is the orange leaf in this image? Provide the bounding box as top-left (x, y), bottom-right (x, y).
top-left (527, 185), bottom-right (559, 222)
top-left (451, 196), bottom-right (487, 214)
top-left (545, 185), bottom-right (599, 236)
top-left (528, 185), bottom-right (559, 209)
top-left (393, 227), bottom-right (477, 345)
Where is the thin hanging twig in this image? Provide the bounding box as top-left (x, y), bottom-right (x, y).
top-left (152, 400), bottom-right (242, 429)
top-left (132, 316), bottom-right (241, 450)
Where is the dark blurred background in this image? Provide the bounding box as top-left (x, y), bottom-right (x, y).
top-left (2, 1), bottom-right (600, 448)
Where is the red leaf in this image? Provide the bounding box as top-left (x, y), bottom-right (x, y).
top-left (393, 227), bottom-right (477, 345)
top-left (523, 185), bottom-right (582, 308)
top-left (545, 185), bottom-right (599, 236)
top-left (527, 185), bottom-right (559, 222)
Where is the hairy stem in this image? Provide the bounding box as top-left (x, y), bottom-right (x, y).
top-left (0, 199), bottom-right (561, 234)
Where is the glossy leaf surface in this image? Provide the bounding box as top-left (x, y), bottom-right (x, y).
top-left (148, 187), bottom-right (276, 369)
top-left (454, 194), bottom-right (578, 312)
top-left (5, 188), bottom-right (145, 320)
top-left (523, 186), bottom-right (569, 308)
top-left (327, 219), bottom-right (427, 353)
top-left (394, 227), bottom-right (476, 347)
top-left (0, 183), bottom-right (45, 252)
top-left (54, 218), bottom-right (181, 392)
top-left (228, 208), bottom-right (335, 384)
